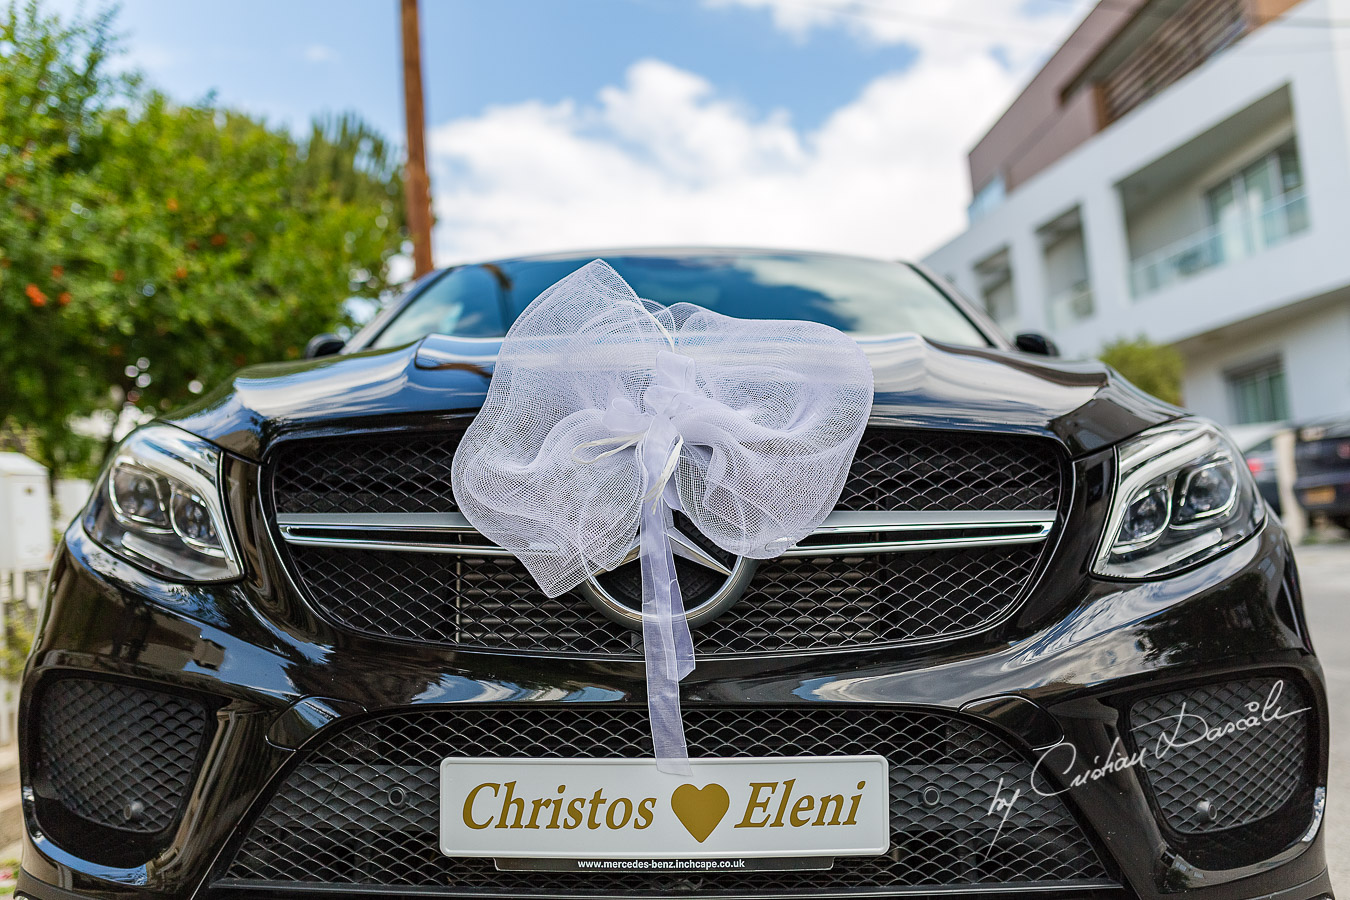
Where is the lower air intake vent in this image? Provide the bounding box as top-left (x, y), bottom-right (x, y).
top-left (1129, 675), bottom-right (1317, 868)
top-left (35, 678), bottom-right (208, 837)
top-left (224, 705), bottom-right (1113, 895)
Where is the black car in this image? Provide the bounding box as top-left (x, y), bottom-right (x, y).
top-left (1295, 419), bottom-right (1350, 530)
top-left (20, 249), bottom-right (1330, 900)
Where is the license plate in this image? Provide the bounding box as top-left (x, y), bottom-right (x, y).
top-left (440, 756), bottom-right (889, 860)
top-left (1303, 486), bottom-right (1336, 506)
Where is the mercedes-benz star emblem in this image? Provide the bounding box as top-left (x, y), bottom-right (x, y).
top-left (578, 524), bottom-right (757, 630)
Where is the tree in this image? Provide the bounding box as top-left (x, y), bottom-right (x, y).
top-left (0, 1), bottom-right (129, 476)
top-left (0, 2), bottom-right (407, 478)
top-left (1099, 335), bottom-right (1184, 406)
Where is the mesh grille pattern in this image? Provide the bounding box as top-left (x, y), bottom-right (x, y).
top-left (273, 428), bottom-right (1060, 516)
top-left (287, 544), bottom-right (1041, 656)
top-left (699, 547), bottom-right (1040, 653)
top-left (274, 426), bottom-right (1060, 656)
top-left (36, 679), bottom-right (206, 834)
top-left (274, 431), bottom-right (464, 514)
top-left (227, 706), bottom-right (1110, 893)
top-left (1130, 677), bottom-right (1310, 833)
top-left (835, 430), bottom-right (1059, 511)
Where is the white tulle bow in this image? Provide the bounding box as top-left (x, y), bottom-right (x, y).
top-left (451, 260), bottom-right (874, 773)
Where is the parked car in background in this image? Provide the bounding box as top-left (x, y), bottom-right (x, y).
top-left (1229, 422), bottom-right (1286, 517)
top-left (1295, 417), bottom-right (1350, 530)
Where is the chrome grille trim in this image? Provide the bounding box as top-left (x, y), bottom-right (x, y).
top-left (276, 509), bottom-right (1056, 557)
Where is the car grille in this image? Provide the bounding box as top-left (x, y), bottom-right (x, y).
top-left (269, 428), bottom-right (1062, 657)
top-left (274, 428), bottom-right (1061, 515)
top-left (288, 543), bottom-right (1042, 656)
top-left (1130, 676), bottom-right (1312, 834)
top-left (223, 705), bottom-right (1113, 895)
top-left (35, 678), bottom-right (207, 835)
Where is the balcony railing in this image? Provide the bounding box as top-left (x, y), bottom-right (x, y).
top-left (1130, 192), bottom-right (1309, 297)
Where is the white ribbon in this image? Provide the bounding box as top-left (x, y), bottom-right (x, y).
top-left (452, 260), bottom-right (874, 774)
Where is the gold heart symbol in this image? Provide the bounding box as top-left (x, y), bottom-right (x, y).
top-left (671, 783), bottom-right (730, 843)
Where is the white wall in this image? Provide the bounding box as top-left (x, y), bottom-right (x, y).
top-left (1182, 300), bottom-right (1350, 425)
top-left (923, 0), bottom-right (1350, 366)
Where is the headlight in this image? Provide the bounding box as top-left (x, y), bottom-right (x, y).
top-left (84, 425), bottom-right (243, 581)
top-left (1094, 419), bottom-right (1263, 578)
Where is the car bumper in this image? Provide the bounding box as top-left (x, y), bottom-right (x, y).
top-left (16, 512), bottom-right (1332, 900)
top-left (1294, 472), bottom-right (1350, 515)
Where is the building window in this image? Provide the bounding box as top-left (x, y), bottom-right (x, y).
top-left (968, 174), bottom-right (1006, 223)
top-left (973, 248), bottom-right (1017, 332)
top-left (1205, 139), bottom-right (1308, 264)
top-left (1131, 138), bottom-right (1310, 297)
top-left (1038, 207), bottom-right (1093, 330)
top-left (1227, 358), bottom-right (1290, 424)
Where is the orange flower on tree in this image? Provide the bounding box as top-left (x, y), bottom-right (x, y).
top-left (25, 284), bottom-right (46, 307)
top-left (58, 292), bottom-right (72, 306)
top-left (51, 265), bottom-right (64, 279)
top-left (167, 197), bottom-right (179, 212)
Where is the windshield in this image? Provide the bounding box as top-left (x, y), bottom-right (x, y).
top-left (370, 251), bottom-right (991, 348)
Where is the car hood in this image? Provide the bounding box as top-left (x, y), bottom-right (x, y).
top-left (166, 333), bottom-right (1182, 461)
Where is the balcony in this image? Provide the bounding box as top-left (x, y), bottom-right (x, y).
top-left (1130, 191), bottom-right (1308, 297)
top-left (1047, 282), bottom-right (1094, 329)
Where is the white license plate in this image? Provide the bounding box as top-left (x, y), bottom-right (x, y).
top-left (440, 756), bottom-right (889, 860)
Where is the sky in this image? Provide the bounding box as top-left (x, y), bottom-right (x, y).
top-left (48, 0), bottom-right (1093, 265)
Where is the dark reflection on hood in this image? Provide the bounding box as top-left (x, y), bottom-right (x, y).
top-left (866, 340), bottom-right (1105, 439)
top-left (167, 322), bottom-right (1177, 460)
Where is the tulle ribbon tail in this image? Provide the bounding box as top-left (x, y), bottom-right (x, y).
top-left (640, 494), bottom-right (695, 776)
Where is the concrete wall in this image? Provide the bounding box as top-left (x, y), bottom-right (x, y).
top-left (1181, 298), bottom-right (1350, 424)
top-left (924, 0), bottom-right (1350, 372)
top-left (967, 0), bottom-right (1306, 196)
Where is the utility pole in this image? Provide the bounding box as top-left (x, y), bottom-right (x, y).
top-left (400, 0), bottom-right (435, 277)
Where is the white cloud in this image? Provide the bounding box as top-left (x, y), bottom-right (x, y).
top-left (427, 1), bottom-right (1092, 264)
top-left (303, 44), bottom-right (338, 64)
top-left (705, 0), bottom-right (1089, 67)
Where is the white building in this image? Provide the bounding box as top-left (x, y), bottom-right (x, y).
top-left (924, 0), bottom-right (1350, 427)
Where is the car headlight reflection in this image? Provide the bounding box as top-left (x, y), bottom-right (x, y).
top-left (85, 425), bottom-right (243, 582)
top-left (1094, 419), bottom-right (1262, 579)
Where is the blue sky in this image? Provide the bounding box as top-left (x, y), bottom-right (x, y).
top-left (48, 0), bottom-right (1091, 262)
